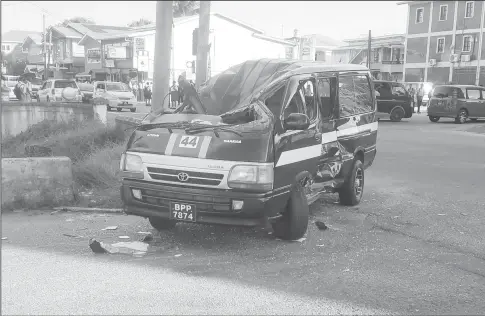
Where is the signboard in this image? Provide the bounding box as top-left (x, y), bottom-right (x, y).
top-left (87, 48), bottom-right (101, 63)
top-left (137, 55), bottom-right (149, 72)
top-left (72, 42), bottom-right (84, 57)
top-left (107, 47), bottom-right (127, 59)
top-left (104, 59), bottom-right (115, 68)
top-left (135, 37), bottom-right (145, 52)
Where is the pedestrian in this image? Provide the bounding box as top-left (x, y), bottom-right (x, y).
top-left (407, 84), bottom-right (415, 112)
top-left (144, 82), bottom-right (152, 106)
top-left (132, 81), bottom-right (138, 99)
top-left (416, 84), bottom-right (424, 114)
top-left (178, 82), bottom-right (184, 104)
top-left (19, 77), bottom-right (32, 102)
top-left (170, 80), bottom-right (179, 109)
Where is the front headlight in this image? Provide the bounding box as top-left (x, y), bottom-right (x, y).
top-left (228, 164), bottom-right (274, 192)
top-left (120, 153), bottom-right (144, 179)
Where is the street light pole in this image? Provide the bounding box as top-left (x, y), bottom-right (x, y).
top-left (43, 14), bottom-right (47, 80)
top-left (152, 0), bottom-right (173, 112)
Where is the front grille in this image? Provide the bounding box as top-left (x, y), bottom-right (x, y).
top-left (147, 167), bottom-right (224, 186)
top-left (136, 188), bottom-right (232, 212)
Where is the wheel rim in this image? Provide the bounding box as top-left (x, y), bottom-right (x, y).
top-left (459, 111), bottom-right (467, 123)
top-left (354, 168), bottom-right (364, 197)
top-left (391, 107), bottom-right (404, 121)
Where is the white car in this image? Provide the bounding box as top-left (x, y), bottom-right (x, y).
top-left (37, 79), bottom-right (82, 102)
top-left (93, 81), bottom-right (137, 112)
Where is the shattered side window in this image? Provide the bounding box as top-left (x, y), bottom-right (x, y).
top-left (353, 75), bottom-right (374, 113)
top-left (338, 76), bottom-right (355, 117)
top-left (264, 84), bottom-right (286, 118)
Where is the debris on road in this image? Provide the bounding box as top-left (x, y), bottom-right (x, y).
top-left (2, 237), bottom-right (7, 240)
top-left (101, 226), bottom-right (118, 231)
top-left (89, 238), bottom-right (149, 256)
top-left (50, 210), bottom-right (61, 215)
top-left (316, 244), bottom-right (325, 247)
top-left (174, 254), bottom-right (183, 257)
top-left (140, 234), bottom-right (153, 242)
top-left (137, 231), bottom-right (152, 234)
top-left (63, 233), bottom-right (83, 238)
top-left (53, 206), bottom-right (123, 214)
top-left (315, 221), bottom-right (328, 230)
top-left (65, 218), bottom-right (74, 222)
top-left (118, 236), bottom-right (130, 239)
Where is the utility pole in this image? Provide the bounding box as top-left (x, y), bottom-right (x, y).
top-left (47, 27), bottom-right (52, 79)
top-left (196, 1), bottom-right (211, 89)
top-left (152, 0), bottom-right (173, 112)
top-left (367, 30), bottom-right (372, 70)
top-left (43, 14), bottom-right (48, 80)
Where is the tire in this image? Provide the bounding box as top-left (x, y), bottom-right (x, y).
top-left (130, 108), bottom-right (136, 112)
top-left (429, 116), bottom-right (440, 122)
top-left (117, 108), bottom-right (122, 112)
top-left (389, 106), bottom-right (405, 122)
top-left (339, 159), bottom-right (364, 206)
top-left (149, 217), bottom-right (177, 231)
top-left (455, 109), bottom-right (468, 124)
top-left (271, 183), bottom-right (309, 241)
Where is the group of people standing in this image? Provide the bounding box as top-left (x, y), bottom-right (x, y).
top-left (129, 81), bottom-right (153, 106)
top-left (14, 77), bottom-right (33, 102)
top-left (407, 84), bottom-right (426, 114)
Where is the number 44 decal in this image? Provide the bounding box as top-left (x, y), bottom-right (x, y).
top-left (179, 136), bottom-right (199, 148)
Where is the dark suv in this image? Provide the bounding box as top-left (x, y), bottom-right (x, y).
top-left (427, 85), bottom-right (485, 124)
top-left (374, 80), bottom-right (413, 122)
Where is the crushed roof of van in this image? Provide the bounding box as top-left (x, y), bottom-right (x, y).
top-left (198, 58), bottom-right (369, 115)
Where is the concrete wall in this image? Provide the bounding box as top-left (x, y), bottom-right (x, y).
top-left (408, 3), bottom-right (432, 35)
top-left (1, 157), bottom-right (75, 210)
top-left (406, 37), bottom-right (428, 63)
top-left (456, 0), bottom-right (483, 30)
top-left (1, 102), bottom-right (107, 139)
top-left (429, 34), bottom-right (453, 61)
top-left (431, 1), bottom-right (455, 32)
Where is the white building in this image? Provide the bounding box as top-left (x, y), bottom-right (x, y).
top-left (78, 12), bottom-right (296, 82)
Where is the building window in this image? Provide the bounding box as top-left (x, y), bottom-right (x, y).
top-left (439, 5), bottom-right (448, 21)
top-left (462, 35), bottom-right (472, 52)
top-left (437, 38), bottom-right (445, 53)
top-left (416, 7), bottom-right (424, 23)
top-left (465, 1), bottom-right (474, 18)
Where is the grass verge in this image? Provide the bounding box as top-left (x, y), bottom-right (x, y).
top-left (2, 117), bottom-right (127, 209)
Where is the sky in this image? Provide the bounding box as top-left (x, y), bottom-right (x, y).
top-left (1, 1), bottom-right (407, 41)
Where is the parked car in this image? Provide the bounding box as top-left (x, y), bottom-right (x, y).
top-left (37, 79), bottom-right (82, 102)
top-left (374, 80), bottom-right (413, 122)
top-left (78, 82), bottom-right (94, 103)
top-left (30, 77), bottom-right (43, 100)
top-left (93, 81), bottom-right (137, 112)
top-left (3, 75), bottom-right (20, 100)
top-left (119, 59), bottom-right (378, 240)
top-left (427, 85), bottom-right (485, 124)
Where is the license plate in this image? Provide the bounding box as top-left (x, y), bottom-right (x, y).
top-left (169, 202), bottom-right (196, 222)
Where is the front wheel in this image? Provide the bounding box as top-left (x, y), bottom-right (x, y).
top-left (455, 109), bottom-right (468, 124)
top-left (149, 217), bottom-right (177, 231)
top-left (429, 116), bottom-right (440, 122)
top-left (338, 159), bottom-right (364, 206)
top-left (271, 184), bottom-right (309, 241)
top-left (390, 106), bottom-right (405, 122)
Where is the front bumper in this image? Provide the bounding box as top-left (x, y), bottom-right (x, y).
top-left (109, 100), bottom-right (136, 108)
top-left (121, 179), bottom-right (290, 227)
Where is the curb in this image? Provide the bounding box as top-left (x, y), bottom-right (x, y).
top-left (53, 207), bottom-right (124, 214)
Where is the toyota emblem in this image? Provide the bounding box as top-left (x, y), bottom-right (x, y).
top-left (177, 172), bottom-right (190, 182)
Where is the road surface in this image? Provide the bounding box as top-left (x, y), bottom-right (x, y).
top-left (2, 114), bottom-right (485, 315)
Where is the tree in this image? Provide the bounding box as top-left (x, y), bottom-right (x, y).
top-left (173, 1), bottom-right (200, 18)
top-left (57, 16), bottom-right (95, 27)
top-left (128, 18), bottom-right (153, 27)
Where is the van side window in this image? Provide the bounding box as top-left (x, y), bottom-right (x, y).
top-left (466, 88), bottom-right (481, 100)
top-left (283, 78), bottom-right (317, 121)
top-left (317, 77), bottom-right (333, 118)
top-left (391, 83), bottom-right (407, 96)
top-left (338, 76), bottom-right (355, 117)
top-left (353, 75), bottom-right (373, 113)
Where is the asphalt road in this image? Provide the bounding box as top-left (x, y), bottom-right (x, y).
top-left (2, 114), bottom-right (485, 315)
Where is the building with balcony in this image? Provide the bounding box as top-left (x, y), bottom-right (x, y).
top-left (77, 12), bottom-right (296, 83)
top-left (331, 34), bottom-right (405, 81)
top-left (398, 0), bottom-right (485, 85)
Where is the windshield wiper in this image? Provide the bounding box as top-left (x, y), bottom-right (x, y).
top-left (185, 125), bottom-right (243, 138)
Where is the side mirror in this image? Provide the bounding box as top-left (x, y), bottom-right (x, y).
top-left (283, 113), bottom-right (310, 131)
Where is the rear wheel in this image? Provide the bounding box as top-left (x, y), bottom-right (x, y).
top-left (429, 116), bottom-right (440, 122)
top-left (148, 217), bottom-right (177, 231)
top-left (339, 159), bottom-right (364, 206)
top-left (390, 106), bottom-right (405, 122)
top-left (455, 109), bottom-right (468, 124)
top-left (271, 183), bottom-right (309, 241)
